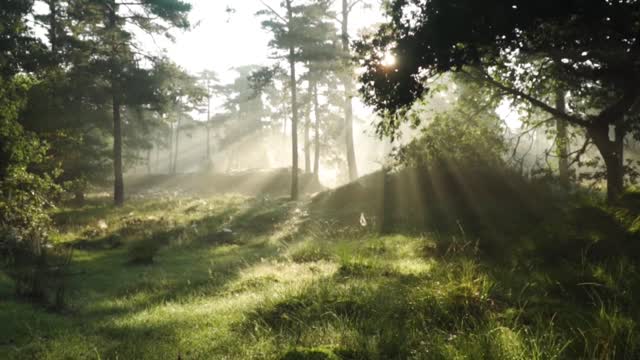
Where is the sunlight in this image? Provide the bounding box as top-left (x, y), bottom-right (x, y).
top-left (496, 99), bottom-right (521, 129)
top-left (6, 2), bottom-right (638, 358)
top-left (382, 51), bottom-right (397, 67)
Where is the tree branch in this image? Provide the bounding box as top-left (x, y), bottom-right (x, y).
top-left (464, 68), bottom-right (590, 128)
top-left (568, 135), bottom-right (593, 167)
top-left (348, 0), bottom-right (365, 12)
top-left (258, 0), bottom-right (288, 24)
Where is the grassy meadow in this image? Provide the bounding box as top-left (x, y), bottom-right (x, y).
top-left (2, 181), bottom-right (640, 359)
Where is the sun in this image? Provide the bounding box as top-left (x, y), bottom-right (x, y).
top-left (382, 51), bottom-right (396, 67)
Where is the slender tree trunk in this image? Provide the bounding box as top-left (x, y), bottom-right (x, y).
top-left (341, 0), bottom-right (358, 182)
top-left (155, 145), bottom-right (160, 173)
top-left (146, 147), bottom-right (152, 175)
top-left (206, 124), bottom-right (211, 162)
top-left (167, 126), bottom-right (173, 174)
top-left (74, 189), bottom-right (85, 205)
top-left (282, 106), bottom-right (288, 134)
top-left (381, 168), bottom-right (393, 234)
top-left (108, 2), bottom-right (124, 206)
top-left (206, 91), bottom-right (211, 164)
top-left (313, 81), bottom-right (321, 179)
top-left (172, 112), bottom-right (181, 174)
top-left (588, 123), bottom-right (625, 203)
top-left (304, 82), bottom-right (312, 174)
top-left (112, 94), bottom-right (124, 206)
top-left (556, 89), bottom-right (570, 189)
top-left (286, 0), bottom-right (299, 200)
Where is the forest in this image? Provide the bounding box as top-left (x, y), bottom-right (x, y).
top-left (2, 0), bottom-right (640, 359)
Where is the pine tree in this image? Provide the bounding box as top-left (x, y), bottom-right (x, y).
top-left (80, 0), bottom-right (191, 205)
top-left (259, 0), bottom-right (337, 198)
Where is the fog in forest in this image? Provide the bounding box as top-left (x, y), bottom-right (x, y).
top-left (3, 1), bottom-right (640, 359)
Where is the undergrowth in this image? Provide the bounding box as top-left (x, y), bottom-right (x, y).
top-left (1, 188), bottom-right (639, 359)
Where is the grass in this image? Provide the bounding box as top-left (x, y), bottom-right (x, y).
top-left (2, 191), bottom-right (640, 359)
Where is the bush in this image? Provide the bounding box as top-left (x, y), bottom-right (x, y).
top-left (1, 75), bottom-right (64, 306)
top-left (2, 229), bottom-right (73, 309)
top-left (127, 231), bottom-right (172, 265)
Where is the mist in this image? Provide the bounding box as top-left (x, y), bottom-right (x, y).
top-left (4, 1), bottom-right (640, 359)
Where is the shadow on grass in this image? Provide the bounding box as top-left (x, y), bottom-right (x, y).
top-left (239, 258), bottom-right (494, 359)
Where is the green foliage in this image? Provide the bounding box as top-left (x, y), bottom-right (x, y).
top-left (1, 75), bottom-right (63, 305)
top-left (0, 0), bottom-right (45, 77)
top-left (395, 112), bottom-right (506, 169)
top-left (19, 70), bottom-right (113, 195)
top-left (357, 0), bottom-right (640, 201)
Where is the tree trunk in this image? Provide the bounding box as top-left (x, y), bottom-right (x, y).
top-left (155, 145), bottom-right (160, 173)
top-left (304, 82), bottom-right (312, 174)
top-left (555, 89), bottom-right (570, 189)
top-left (206, 126), bottom-right (211, 161)
top-left (313, 81), bottom-right (321, 179)
top-left (206, 93), bottom-right (211, 164)
top-left (282, 104), bottom-right (288, 134)
top-left (342, 0), bottom-right (358, 182)
top-left (588, 123), bottom-right (625, 203)
top-left (167, 126), bottom-right (173, 174)
top-left (108, 2), bottom-right (124, 206)
top-left (146, 147), bottom-right (152, 175)
top-left (112, 94), bottom-right (124, 206)
top-left (286, 0), bottom-right (299, 200)
top-left (381, 169), bottom-right (393, 234)
top-left (73, 188), bottom-right (85, 205)
top-left (172, 112), bottom-right (181, 174)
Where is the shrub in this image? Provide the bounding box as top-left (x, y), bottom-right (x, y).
top-left (1, 75), bottom-right (64, 306)
top-left (127, 231), bottom-right (172, 265)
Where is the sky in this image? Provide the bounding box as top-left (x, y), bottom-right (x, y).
top-left (131, 0), bottom-right (386, 122)
top-left (155, 0), bottom-right (385, 83)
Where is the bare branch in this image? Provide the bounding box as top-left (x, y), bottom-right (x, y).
top-left (258, 0), bottom-right (288, 24)
top-left (348, 0), bottom-right (365, 12)
top-left (568, 136), bottom-right (593, 167)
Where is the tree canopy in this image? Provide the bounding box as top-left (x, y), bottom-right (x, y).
top-left (357, 0), bottom-right (640, 202)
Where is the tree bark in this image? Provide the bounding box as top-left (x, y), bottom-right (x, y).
top-left (172, 111), bottom-right (181, 174)
top-left (146, 147), bottom-right (152, 175)
top-left (381, 169), bottom-right (393, 234)
top-left (312, 80), bottom-right (321, 179)
top-left (286, 0), bottom-right (299, 200)
top-left (108, 2), bottom-right (124, 206)
top-left (341, 0), bottom-right (358, 182)
top-left (156, 145), bottom-right (160, 173)
top-left (206, 84), bottom-right (212, 166)
top-left (588, 123), bottom-right (625, 203)
top-left (167, 126), bottom-right (173, 174)
top-left (304, 82), bottom-right (312, 174)
top-left (112, 93), bottom-right (124, 206)
top-left (555, 89), bottom-right (570, 189)
top-left (74, 189), bottom-right (85, 205)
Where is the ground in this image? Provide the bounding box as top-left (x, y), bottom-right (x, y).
top-left (1, 193), bottom-right (639, 359)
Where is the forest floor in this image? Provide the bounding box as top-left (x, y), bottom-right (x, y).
top-left (1, 191), bottom-right (639, 359)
